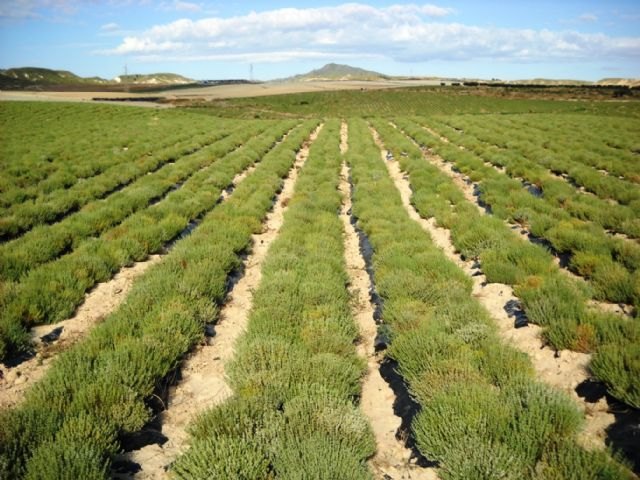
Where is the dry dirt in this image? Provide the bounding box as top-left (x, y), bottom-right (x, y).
top-left (0, 79), bottom-right (443, 106)
top-left (120, 124), bottom-right (323, 479)
top-left (411, 123), bottom-right (633, 317)
top-left (0, 255), bottom-right (162, 409)
top-left (370, 126), bottom-right (614, 453)
top-left (339, 123), bottom-right (438, 480)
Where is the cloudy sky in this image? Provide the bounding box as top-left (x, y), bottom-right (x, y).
top-left (1, 1), bottom-right (639, 81)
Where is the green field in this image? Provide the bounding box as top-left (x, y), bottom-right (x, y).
top-left (0, 91), bottom-right (638, 479)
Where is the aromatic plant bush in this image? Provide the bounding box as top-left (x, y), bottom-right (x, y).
top-left (173, 120), bottom-right (375, 478)
top-left (358, 118), bottom-right (633, 477)
top-left (0, 121), bottom-right (296, 361)
top-left (0, 121), bottom-right (317, 479)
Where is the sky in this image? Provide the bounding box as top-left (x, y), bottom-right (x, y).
top-left (0, 1), bottom-right (639, 81)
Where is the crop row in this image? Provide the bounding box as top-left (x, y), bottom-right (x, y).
top-left (0, 104), bottom-right (213, 208)
top-left (499, 114), bottom-right (640, 182)
top-left (0, 121), bottom-right (270, 282)
top-left (405, 117), bottom-right (640, 306)
top-left (375, 118), bottom-right (639, 410)
top-left (1, 103), bottom-right (153, 191)
top-left (348, 118), bottom-right (632, 478)
top-left (431, 115), bottom-right (640, 235)
top-left (0, 120), bottom-right (297, 361)
top-left (174, 119), bottom-right (375, 478)
top-left (0, 119), bottom-right (242, 240)
top-left (0, 120), bottom-right (317, 479)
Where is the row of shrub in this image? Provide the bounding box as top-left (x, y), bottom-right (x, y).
top-left (348, 118), bottom-right (633, 479)
top-left (0, 120), bottom-right (317, 479)
top-left (0, 114), bottom-right (240, 240)
top-left (433, 115), bottom-right (640, 236)
top-left (378, 118), bottom-right (640, 410)
top-left (0, 120), bottom-right (298, 361)
top-left (0, 102), bottom-right (160, 200)
top-left (173, 119), bottom-right (376, 478)
top-left (408, 117), bottom-right (640, 306)
top-left (502, 114), bottom-right (640, 184)
top-left (0, 121), bottom-right (268, 281)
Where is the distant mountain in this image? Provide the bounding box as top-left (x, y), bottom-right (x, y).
top-left (0, 67), bottom-right (194, 89)
top-left (284, 63), bottom-right (389, 82)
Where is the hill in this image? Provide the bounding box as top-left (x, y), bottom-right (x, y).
top-left (113, 73), bottom-right (193, 85)
top-left (0, 67), bottom-right (194, 90)
top-left (285, 63), bottom-right (389, 82)
top-left (0, 67), bottom-right (110, 88)
top-left (597, 78), bottom-right (640, 88)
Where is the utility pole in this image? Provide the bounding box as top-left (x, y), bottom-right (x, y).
top-left (249, 63), bottom-right (254, 82)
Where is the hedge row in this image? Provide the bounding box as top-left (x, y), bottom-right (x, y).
top-left (0, 120), bottom-right (317, 479)
top-left (0, 121), bottom-right (268, 281)
top-left (347, 117), bottom-right (632, 479)
top-left (0, 103), bottom-right (168, 200)
top-left (432, 115), bottom-right (640, 237)
top-left (0, 120), bottom-right (297, 361)
top-left (408, 117), bottom-right (640, 306)
top-left (376, 118), bottom-right (640, 410)
top-left (173, 119), bottom-right (375, 478)
top-left (0, 116), bottom-right (239, 240)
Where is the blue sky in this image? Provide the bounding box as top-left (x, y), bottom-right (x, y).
top-left (1, 1), bottom-right (639, 81)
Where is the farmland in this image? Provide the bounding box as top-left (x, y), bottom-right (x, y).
top-left (0, 91), bottom-right (639, 479)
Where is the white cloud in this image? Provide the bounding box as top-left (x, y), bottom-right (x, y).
top-left (100, 22), bottom-right (119, 31)
top-left (578, 13), bottom-right (598, 22)
top-left (99, 2), bottom-right (640, 66)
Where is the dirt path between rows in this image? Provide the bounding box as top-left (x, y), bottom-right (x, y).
top-left (120, 124), bottom-right (323, 479)
top-left (0, 255), bottom-right (162, 409)
top-left (404, 123), bottom-right (633, 318)
top-left (0, 132), bottom-right (287, 411)
top-left (340, 123), bottom-right (438, 480)
top-left (370, 126), bottom-right (614, 453)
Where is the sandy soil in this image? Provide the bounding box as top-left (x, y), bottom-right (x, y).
top-left (339, 123), bottom-right (438, 480)
top-left (0, 79), bottom-right (444, 105)
top-left (0, 255), bottom-right (162, 410)
top-left (370, 126), bottom-right (614, 452)
top-left (119, 124), bottom-right (323, 479)
top-left (413, 123), bottom-right (634, 317)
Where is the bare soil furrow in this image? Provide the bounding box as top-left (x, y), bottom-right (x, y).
top-left (396, 123), bottom-right (633, 317)
top-left (426, 125), bottom-right (637, 241)
top-left (120, 124), bottom-right (323, 479)
top-left (339, 123), bottom-right (438, 480)
top-left (0, 255), bottom-right (162, 410)
top-left (0, 131), bottom-right (288, 411)
top-left (370, 126), bottom-right (615, 454)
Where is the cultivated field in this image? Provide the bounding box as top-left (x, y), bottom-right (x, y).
top-left (0, 92), bottom-right (638, 479)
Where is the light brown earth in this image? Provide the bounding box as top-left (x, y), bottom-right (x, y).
top-left (119, 124), bottom-right (323, 479)
top-left (0, 132), bottom-right (278, 411)
top-left (0, 79), bottom-right (444, 105)
top-left (411, 123), bottom-right (633, 317)
top-left (339, 123), bottom-right (438, 480)
top-left (370, 126), bottom-right (614, 453)
top-left (0, 255), bottom-right (162, 409)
